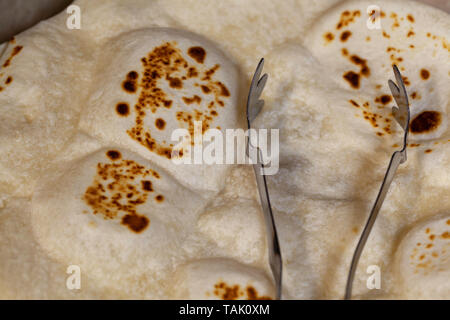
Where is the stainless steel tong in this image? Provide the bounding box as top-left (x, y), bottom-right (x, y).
top-left (345, 65), bottom-right (410, 299)
top-left (246, 58), bottom-right (283, 300)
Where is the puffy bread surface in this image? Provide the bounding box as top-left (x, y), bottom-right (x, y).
top-left (80, 27), bottom-right (241, 192)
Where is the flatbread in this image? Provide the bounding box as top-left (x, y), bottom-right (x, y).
top-left (31, 147), bottom-right (207, 298)
top-left (0, 22), bottom-right (93, 197)
top-left (394, 214), bottom-right (450, 299)
top-left (168, 258), bottom-right (275, 300)
top-left (79, 27), bottom-right (242, 193)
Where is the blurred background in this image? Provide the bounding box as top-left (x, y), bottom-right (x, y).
top-left (0, 0), bottom-right (73, 43)
top-left (0, 0), bottom-right (449, 43)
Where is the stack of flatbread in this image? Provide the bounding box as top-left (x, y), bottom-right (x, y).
top-left (0, 0), bottom-right (448, 299)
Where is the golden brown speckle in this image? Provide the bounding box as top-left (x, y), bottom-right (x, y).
top-left (188, 46), bottom-right (206, 64)
top-left (155, 118), bottom-right (166, 130)
top-left (336, 10), bottom-right (361, 30)
top-left (343, 71), bottom-right (360, 89)
top-left (349, 100), bottom-right (359, 108)
top-left (122, 71), bottom-right (139, 93)
top-left (375, 95), bottom-right (392, 105)
top-left (410, 111), bottom-right (441, 134)
top-left (141, 180), bottom-right (153, 192)
top-left (83, 157), bottom-right (158, 233)
top-left (121, 213), bottom-right (149, 233)
top-left (212, 281), bottom-right (272, 300)
top-left (122, 42), bottom-right (228, 156)
top-left (182, 95), bottom-right (202, 105)
top-left (340, 30), bottom-right (352, 42)
top-left (106, 150), bottom-right (121, 161)
top-left (420, 69), bottom-right (430, 80)
top-left (2, 45), bottom-right (23, 68)
top-left (324, 32), bottom-right (334, 43)
top-left (116, 102), bottom-right (130, 116)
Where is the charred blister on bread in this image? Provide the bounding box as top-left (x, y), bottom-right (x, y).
top-left (82, 150), bottom-right (163, 233)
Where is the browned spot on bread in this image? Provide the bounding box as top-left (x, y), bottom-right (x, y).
top-left (163, 100), bottom-right (172, 108)
top-left (375, 95), bottom-right (392, 105)
top-left (407, 14), bottom-right (415, 23)
top-left (407, 30), bottom-right (415, 37)
top-left (2, 45), bottom-right (23, 68)
top-left (336, 10), bottom-right (361, 30)
top-left (182, 95), bottom-right (202, 104)
top-left (155, 194), bottom-right (164, 202)
top-left (402, 76), bottom-right (410, 86)
top-left (212, 282), bottom-right (272, 300)
top-left (216, 81), bottom-right (230, 97)
top-left (324, 32), bottom-right (334, 43)
top-left (83, 157), bottom-right (158, 233)
top-left (202, 64), bottom-right (219, 81)
top-left (420, 69), bottom-right (430, 80)
top-left (350, 55), bottom-right (370, 76)
top-left (343, 71), bottom-right (360, 89)
top-left (342, 51), bottom-right (371, 89)
top-left (424, 149), bottom-right (433, 153)
top-left (410, 111), bottom-right (441, 134)
top-left (155, 118), bottom-right (166, 130)
top-left (116, 102), bottom-right (130, 116)
top-left (121, 213), bottom-right (149, 233)
top-left (127, 71), bottom-right (138, 79)
top-left (187, 67), bottom-right (198, 78)
top-left (123, 42), bottom-right (228, 155)
top-left (122, 71), bottom-right (139, 93)
top-left (340, 30), bottom-right (352, 42)
top-left (106, 150), bottom-right (122, 161)
top-left (349, 100), bottom-right (359, 107)
top-left (141, 180), bottom-right (153, 192)
top-left (167, 76), bottom-right (183, 89)
top-left (201, 85), bottom-right (211, 94)
top-left (246, 286), bottom-right (272, 300)
top-left (188, 46), bottom-right (206, 64)
top-left (5, 76), bottom-right (12, 85)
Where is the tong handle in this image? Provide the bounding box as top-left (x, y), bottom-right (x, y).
top-left (344, 149), bottom-right (405, 299)
top-left (251, 146), bottom-right (283, 300)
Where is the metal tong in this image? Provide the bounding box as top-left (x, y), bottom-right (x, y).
top-left (345, 65), bottom-right (410, 299)
top-left (246, 58), bottom-right (283, 300)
